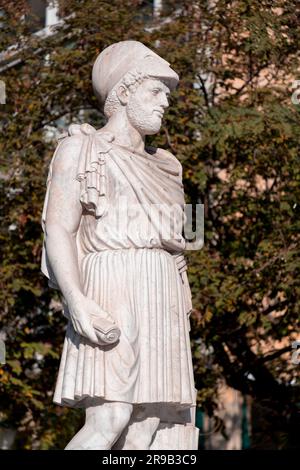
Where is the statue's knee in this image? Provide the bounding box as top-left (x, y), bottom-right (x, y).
top-left (86, 402), bottom-right (132, 436)
top-left (114, 404), bottom-right (133, 430)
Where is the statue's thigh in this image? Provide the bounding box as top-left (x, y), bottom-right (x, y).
top-left (85, 399), bottom-right (133, 431)
top-left (112, 405), bottom-right (160, 450)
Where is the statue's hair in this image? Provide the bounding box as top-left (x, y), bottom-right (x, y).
top-left (104, 68), bottom-right (150, 118)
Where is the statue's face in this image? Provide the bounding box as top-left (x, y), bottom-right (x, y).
top-left (126, 78), bottom-right (170, 136)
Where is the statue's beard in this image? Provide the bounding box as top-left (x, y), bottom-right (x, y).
top-left (126, 101), bottom-right (162, 136)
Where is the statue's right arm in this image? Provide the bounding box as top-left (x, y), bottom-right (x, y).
top-left (44, 136), bottom-right (99, 343)
top-left (44, 136), bottom-right (83, 304)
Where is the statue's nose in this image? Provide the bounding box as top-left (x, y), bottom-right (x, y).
top-left (161, 96), bottom-right (169, 108)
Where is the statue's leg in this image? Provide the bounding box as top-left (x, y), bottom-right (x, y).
top-left (113, 405), bottom-right (160, 450)
top-left (65, 400), bottom-right (133, 450)
top-left (114, 404), bottom-right (199, 450)
top-left (149, 406), bottom-right (199, 450)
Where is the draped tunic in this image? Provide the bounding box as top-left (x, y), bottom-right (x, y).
top-left (41, 123), bottom-right (196, 408)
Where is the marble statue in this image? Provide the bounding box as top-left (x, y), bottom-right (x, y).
top-left (41, 40), bottom-right (199, 450)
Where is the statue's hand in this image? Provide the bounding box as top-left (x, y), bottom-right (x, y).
top-left (67, 292), bottom-right (116, 344)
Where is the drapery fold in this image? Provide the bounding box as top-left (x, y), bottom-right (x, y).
top-left (53, 248), bottom-right (196, 407)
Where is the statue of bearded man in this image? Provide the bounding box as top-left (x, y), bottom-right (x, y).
top-left (41, 40), bottom-right (199, 450)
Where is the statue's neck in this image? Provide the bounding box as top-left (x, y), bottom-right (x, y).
top-left (101, 110), bottom-right (146, 154)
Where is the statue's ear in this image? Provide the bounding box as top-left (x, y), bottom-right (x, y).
top-left (116, 84), bottom-right (129, 106)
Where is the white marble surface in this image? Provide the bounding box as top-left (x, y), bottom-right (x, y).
top-left (41, 40), bottom-right (198, 450)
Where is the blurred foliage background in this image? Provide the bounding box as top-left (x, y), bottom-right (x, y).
top-left (0, 0), bottom-right (299, 449)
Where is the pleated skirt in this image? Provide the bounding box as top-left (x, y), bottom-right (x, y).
top-left (53, 247), bottom-right (196, 407)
